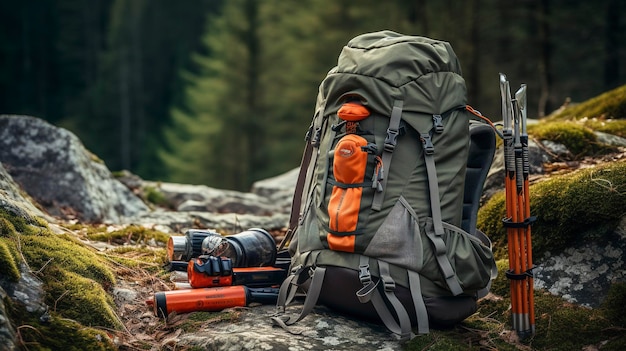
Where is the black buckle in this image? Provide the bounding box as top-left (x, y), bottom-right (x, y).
top-left (310, 127), bottom-right (322, 147)
top-left (384, 128), bottom-right (399, 152)
top-left (383, 277), bottom-right (396, 292)
top-left (433, 115), bottom-right (444, 133)
top-left (359, 264), bottom-right (371, 285)
top-left (420, 134), bottom-right (435, 155)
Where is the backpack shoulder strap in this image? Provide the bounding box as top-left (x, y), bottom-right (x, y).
top-left (420, 131), bottom-right (464, 296)
top-left (371, 99), bottom-right (404, 211)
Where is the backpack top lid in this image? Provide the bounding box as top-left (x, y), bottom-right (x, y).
top-left (322, 30), bottom-right (467, 133)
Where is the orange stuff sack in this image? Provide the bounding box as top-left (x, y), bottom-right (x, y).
top-left (327, 134), bottom-right (369, 252)
top-left (337, 102), bottom-right (370, 121)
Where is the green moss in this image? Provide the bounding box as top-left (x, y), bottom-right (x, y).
top-left (528, 121), bottom-right (617, 158)
top-left (408, 286), bottom-right (624, 351)
top-left (546, 84), bottom-right (626, 121)
top-left (476, 191), bottom-right (507, 259)
top-left (10, 304), bottom-right (116, 351)
top-left (143, 185), bottom-right (171, 208)
top-left (489, 259), bottom-right (510, 297)
top-left (0, 208), bottom-right (34, 234)
top-left (0, 207), bottom-right (124, 344)
top-left (526, 292), bottom-right (619, 351)
top-left (44, 268), bottom-right (121, 329)
top-left (478, 160), bottom-right (626, 259)
top-left (601, 282), bottom-right (626, 328)
top-left (0, 238), bottom-right (21, 281)
top-left (21, 233), bottom-right (115, 286)
top-left (582, 118), bottom-right (626, 138)
top-left (86, 224), bottom-right (169, 245)
top-left (405, 330), bottom-right (484, 350)
top-left (104, 246), bottom-right (167, 273)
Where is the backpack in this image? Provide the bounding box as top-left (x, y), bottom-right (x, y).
top-left (273, 31), bottom-right (498, 341)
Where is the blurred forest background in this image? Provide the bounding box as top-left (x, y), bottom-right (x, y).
top-left (1, 0), bottom-right (624, 191)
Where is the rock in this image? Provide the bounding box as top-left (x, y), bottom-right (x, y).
top-left (250, 167), bottom-right (298, 213)
top-left (534, 215), bottom-right (626, 308)
top-left (113, 288), bottom-right (139, 308)
top-left (483, 138), bottom-right (549, 202)
top-left (2, 114), bottom-right (626, 349)
top-left (0, 162), bottom-right (51, 222)
top-left (0, 287), bottom-right (17, 351)
top-left (144, 181), bottom-right (289, 216)
top-left (0, 115), bottom-right (150, 223)
top-left (595, 131), bottom-right (626, 147)
top-left (540, 140), bottom-right (574, 159)
top-left (0, 262), bottom-right (48, 315)
top-left (175, 304), bottom-right (401, 351)
top-left (128, 208), bottom-right (289, 233)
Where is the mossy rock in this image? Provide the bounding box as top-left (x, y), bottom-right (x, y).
top-left (20, 232), bottom-right (115, 286)
top-left (528, 121), bottom-right (618, 158)
top-left (546, 84), bottom-right (626, 121)
top-left (9, 302), bottom-right (116, 351)
top-left (44, 268), bottom-right (121, 329)
top-left (0, 208), bottom-right (123, 349)
top-left (477, 160), bottom-right (626, 259)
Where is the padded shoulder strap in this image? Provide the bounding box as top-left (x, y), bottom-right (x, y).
top-left (420, 132), bottom-right (464, 296)
top-left (372, 99), bottom-right (403, 211)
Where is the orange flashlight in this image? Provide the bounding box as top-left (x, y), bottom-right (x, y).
top-left (147, 286), bottom-right (279, 318)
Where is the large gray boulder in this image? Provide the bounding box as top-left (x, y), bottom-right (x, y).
top-left (534, 215), bottom-right (626, 308)
top-left (0, 115), bottom-right (150, 223)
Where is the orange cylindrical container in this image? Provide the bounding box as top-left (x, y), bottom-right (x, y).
top-left (149, 286), bottom-right (247, 318)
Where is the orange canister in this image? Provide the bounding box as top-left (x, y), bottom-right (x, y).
top-left (149, 286), bottom-right (247, 318)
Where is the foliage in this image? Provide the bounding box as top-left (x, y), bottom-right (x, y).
top-left (3, 1), bottom-right (624, 187)
top-left (477, 160), bottom-right (626, 259)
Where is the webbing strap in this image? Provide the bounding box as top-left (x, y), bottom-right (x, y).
top-left (279, 99), bottom-right (327, 251)
top-left (421, 133), bottom-right (463, 296)
top-left (356, 256), bottom-right (378, 303)
top-left (421, 133), bottom-right (445, 236)
top-left (272, 266), bottom-right (326, 330)
top-left (372, 100), bottom-right (404, 211)
top-left (276, 266), bottom-right (305, 311)
top-left (375, 261), bottom-right (413, 341)
top-left (408, 270), bottom-right (429, 334)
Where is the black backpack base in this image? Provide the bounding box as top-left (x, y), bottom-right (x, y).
top-left (317, 266), bottom-right (478, 328)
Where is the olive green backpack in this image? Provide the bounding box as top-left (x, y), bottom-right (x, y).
top-left (273, 31), bottom-right (497, 341)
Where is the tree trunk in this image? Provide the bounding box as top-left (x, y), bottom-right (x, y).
top-left (536, 0), bottom-right (552, 117)
top-left (604, 0), bottom-right (620, 90)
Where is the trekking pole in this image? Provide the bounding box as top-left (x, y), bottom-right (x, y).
top-left (500, 74), bottom-right (521, 332)
top-left (512, 91), bottom-right (529, 336)
top-left (517, 84), bottom-right (536, 336)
